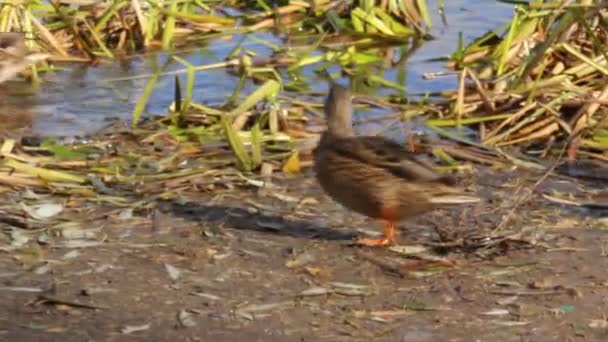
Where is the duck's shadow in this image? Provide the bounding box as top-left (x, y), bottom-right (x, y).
top-left (158, 200), bottom-right (357, 242)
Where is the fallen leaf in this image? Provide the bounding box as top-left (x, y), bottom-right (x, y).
top-left (62, 250), bottom-right (80, 259)
top-left (304, 266), bottom-right (332, 279)
top-left (282, 151), bottom-right (300, 174)
top-left (177, 309), bottom-right (197, 328)
top-left (285, 252), bottom-right (316, 268)
top-left (10, 230), bottom-right (30, 247)
top-left (164, 263), bottom-right (181, 281)
top-left (13, 245), bottom-right (45, 266)
top-left (589, 319), bottom-right (608, 329)
top-left (21, 203), bottom-right (64, 220)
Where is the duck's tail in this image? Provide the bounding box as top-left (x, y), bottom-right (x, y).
top-left (429, 195), bottom-right (481, 204)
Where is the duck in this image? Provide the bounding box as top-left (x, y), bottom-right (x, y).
top-left (0, 33), bottom-right (50, 138)
top-left (313, 84), bottom-right (480, 246)
top-left (0, 32), bottom-right (49, 84)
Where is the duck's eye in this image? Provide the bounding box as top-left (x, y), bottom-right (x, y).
top-left (0, 37), bottom-right (17, 49)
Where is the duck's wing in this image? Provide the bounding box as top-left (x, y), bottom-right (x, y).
top-left (331, 136), bottom-right (455, 184)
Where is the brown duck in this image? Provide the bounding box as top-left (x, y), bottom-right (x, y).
top-left (313, 85), bottom-right (480, 246)
top-left (0, 32), bottom-right (49, 84)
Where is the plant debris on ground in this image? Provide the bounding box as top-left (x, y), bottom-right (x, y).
top-left (1, 1), bottom-right (608, 340)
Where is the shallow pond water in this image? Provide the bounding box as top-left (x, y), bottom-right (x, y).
top-left (8, 0), bottom-right (514, 138)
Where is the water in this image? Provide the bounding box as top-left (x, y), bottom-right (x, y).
top-left (8, 0), bottom-right (514, 138)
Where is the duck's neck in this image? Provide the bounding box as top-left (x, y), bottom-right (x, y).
top-left (327, 119), bottom-right (354, 138)
top-left (325, 102), bottom-right (354, 137)
top-left (324, 85), bottom-right (355, 137)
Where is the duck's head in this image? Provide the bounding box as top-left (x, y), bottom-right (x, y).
top-left (0, 32), bottom-right (49, 84)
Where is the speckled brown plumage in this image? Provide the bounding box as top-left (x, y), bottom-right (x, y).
top-left (313, 85), bottom-right (479, 246)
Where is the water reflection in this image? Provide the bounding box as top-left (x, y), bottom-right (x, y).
top-left (0, 83), bottom-right (37, 138)
top-left (15, 0), bottom-right (514, 138)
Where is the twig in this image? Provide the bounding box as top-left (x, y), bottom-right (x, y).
top-left (493, 140), bottom-right (570, 232)
top-left (489, 289), bottom-right (566, 296)
top-left (37, 294), bottom-right (108, 310)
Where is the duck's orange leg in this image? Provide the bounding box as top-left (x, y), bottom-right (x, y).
top-left (357, 221), bottom-right (396, 246)
top-left (357, 207), bottom-right (397, 246)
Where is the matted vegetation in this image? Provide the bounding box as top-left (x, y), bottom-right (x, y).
top-left (7, 0), bottom-right (432, 58)
top-left (0, 0), bottom-right (606, 244)
top-left (0, 0), bottom-right (440, 195)
top-left (2, 3), bottom-right (608, 340)
top-left (1, 1), bottom-right (607, 205)
top-left (434, 1), bottom-right (608, 166)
